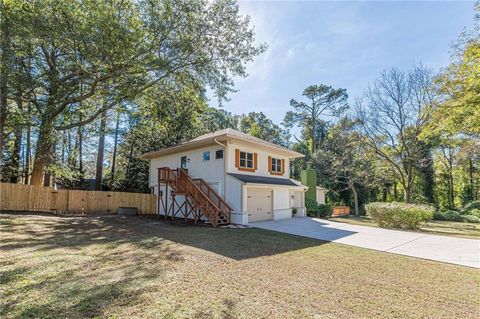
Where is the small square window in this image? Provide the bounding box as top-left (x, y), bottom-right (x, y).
top-left (202, 151), bottom-right (210, 161)
top-left (215, 149), bottom-right (224, 159)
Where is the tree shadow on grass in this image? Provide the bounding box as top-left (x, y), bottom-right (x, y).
top-left (0, 212), bottom-right (356, 261)
top-left (0, 212), bottom-right (351, 318)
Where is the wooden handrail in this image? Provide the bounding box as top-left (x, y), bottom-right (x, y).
top-left (191, 179), bottom-right (232, 220)
top-left (158, 167), bottom-right (231, 225)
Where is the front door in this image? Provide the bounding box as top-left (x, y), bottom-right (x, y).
top-left (247, 188), bottom-right (273, 222)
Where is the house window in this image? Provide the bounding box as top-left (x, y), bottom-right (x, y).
top-left (202, 151), bottom-right (210, 161)
top-left (239, 151), bottom-right (254, 169)
top-left (215, 149), bottom-right (224, 159)
top-left (271, 158), bottom-right (282, 173)
top-left (180, 156), bottom-right (187, 169)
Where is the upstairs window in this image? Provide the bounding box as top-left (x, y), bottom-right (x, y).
top-left (239, 151), bottom-right (254, 169)
top-left (215, 149), bottom-right (224, 159)
top-left (268, 156), bottom-right (284, 175)
top-left (271, 158), bottom-right (282, 173)
top-left (202, 151), bottom-right (210, 161)
top-left (235, 149), bottom-right (257, 172)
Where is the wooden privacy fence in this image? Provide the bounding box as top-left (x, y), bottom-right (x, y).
top-left (0, 182), bottom-right (156, 215)
top-left (332, 206), bottom-right (350, 217)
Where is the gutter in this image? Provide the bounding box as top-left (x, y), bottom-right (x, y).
top-left (214, 138), bottom-right (226, 148)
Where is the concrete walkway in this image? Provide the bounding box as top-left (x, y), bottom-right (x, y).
top-left (251, 217), bottom-right (480, 268)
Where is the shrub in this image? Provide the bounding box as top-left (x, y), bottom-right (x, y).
top-left (317, 204), bottom-right (333, 218)
top-left (462, 214), bottom-right (480, 223)
top-left (305, 199), bottom-right (332, 219)
top-left (461, 201), bottom-right (480, 214)
top-left (365, 202), bottom-right (434, 230)
top-left (467, 209), bottom-right (480, 218)
top-left (305, 198), bottom-right (318, 217)
top-left (433, 210), bottom-right (480, 223)
top-left (291, 207), bottom-right (298, 217)
top-left (433, 210), bottom-right (463, 222)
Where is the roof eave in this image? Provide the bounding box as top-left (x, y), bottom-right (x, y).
top-left (226, 134), bottom-right (304, 158)
top-left (139, 132), bottom-right (305, 160)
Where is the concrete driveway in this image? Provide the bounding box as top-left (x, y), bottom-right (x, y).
top-left (251, 217), bottom-right (480, 268)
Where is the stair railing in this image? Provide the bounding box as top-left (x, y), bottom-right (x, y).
top-left (158, 167), bottom-right (231, 226)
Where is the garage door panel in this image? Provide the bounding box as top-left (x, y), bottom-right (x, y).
top-left (247, 188), bottom-right (273, 222)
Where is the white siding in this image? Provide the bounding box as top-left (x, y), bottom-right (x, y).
top-left (149, 144), bottom-right (225, 195)
top-left (226, 141), bottom-right (290, 178)
top-left (225, 174), bottom-right (243, 212)
top-left (272, 188), bottom-right (291, 220)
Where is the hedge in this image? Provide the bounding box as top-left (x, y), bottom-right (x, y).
top-left (365, 202), bottom-right (434, 230)
top-left (434, 209), bottom-right (480, 223)
top-left (433, 210), bottom-right (463, 222)
top-left (461, 201), bottom-right (480, 214)
top-left (305, 198), bottom-right (332, 218)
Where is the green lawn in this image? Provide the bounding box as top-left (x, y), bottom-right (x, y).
top-left (1, 213), bottom-right (479, 319)
top-left (331, 215), bottom-right (480, 239)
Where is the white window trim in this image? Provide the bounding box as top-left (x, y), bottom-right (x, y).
top-left (271, 157), bottom-right (282, 173)
top-left (239, 151), bottom-right (254, 169)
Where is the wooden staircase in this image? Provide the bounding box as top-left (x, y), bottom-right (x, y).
top-left (157, 167), bottom-right (232, 226)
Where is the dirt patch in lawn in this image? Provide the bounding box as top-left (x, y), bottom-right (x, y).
top-left (1, 213), bottom-right (479, 318)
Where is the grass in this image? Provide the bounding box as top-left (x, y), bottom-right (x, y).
top-left (1, 213), bottom-right (479, 319)
top-left (331, 215), bottom-right (480, 239)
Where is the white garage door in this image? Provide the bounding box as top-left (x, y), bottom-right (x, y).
top-left (247, 188), bottom-right (273, 222)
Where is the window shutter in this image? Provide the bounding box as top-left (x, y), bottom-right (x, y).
top-left (268, 156), bottom-right (272, 173)
top-left (281, 159), bottom-right (285, 174)
top-left (235, 149), bottom-right (240, 168)
top-left (254, 153), bottom-right (258, 171)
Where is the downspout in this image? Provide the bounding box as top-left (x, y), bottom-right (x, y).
top-left (214, 138), bottom-right (226, 148)
top-left (214, 138), bottom-right (227, 198)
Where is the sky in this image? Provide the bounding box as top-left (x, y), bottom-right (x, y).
top-left (210, 0), bottom-right (476, 138)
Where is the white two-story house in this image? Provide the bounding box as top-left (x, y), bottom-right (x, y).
top-left (140, 128), bottom-right (306, 225)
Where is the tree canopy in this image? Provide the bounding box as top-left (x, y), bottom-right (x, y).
top-left (1, 0), bottom-right (265, 184)
top-left (284, 84), bottom-right (348, 153)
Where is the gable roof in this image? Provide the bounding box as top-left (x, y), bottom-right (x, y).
top-left (140, 128), bottom-right (304, 159)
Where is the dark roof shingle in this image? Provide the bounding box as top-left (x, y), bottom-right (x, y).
top-left (227, 173), bottom-right (301, 186)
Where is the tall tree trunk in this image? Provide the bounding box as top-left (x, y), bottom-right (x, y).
top-left (78, 124), bottom-right (83, 175)
top-left (110, 110), bottom-right (120, 187)
top-left (349, 181), bottom-right (360, 216)
top-left (421, 147), bottom-right (436, 205)
top-left (30, 116), bottom-right (56, 185)
top-left (95, 110), bottom-right (107, 191)
top-left (448, 151), bottom-right (454, 209)
top-left (0, 5), bottom-right (11, 181)
top-left (393, 181), bottom-right (398, 201)
top-left (382, 184), bottom-right (388, 202)
top-left (61, 131), bottom-right (66, 164)
top-left (469, 158), bottom-right (476, 200)
top-left (404, 165), bottom-right (413, 203)
top-left (124, 141), bottom-right (135, 189)
top-left (24, 103), bottom-right (31, 184)
top-left (9, 95), bottom-right (23, 183)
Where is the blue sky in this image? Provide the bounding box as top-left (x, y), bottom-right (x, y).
top-left (211, 0), bottom-right (475, 137)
